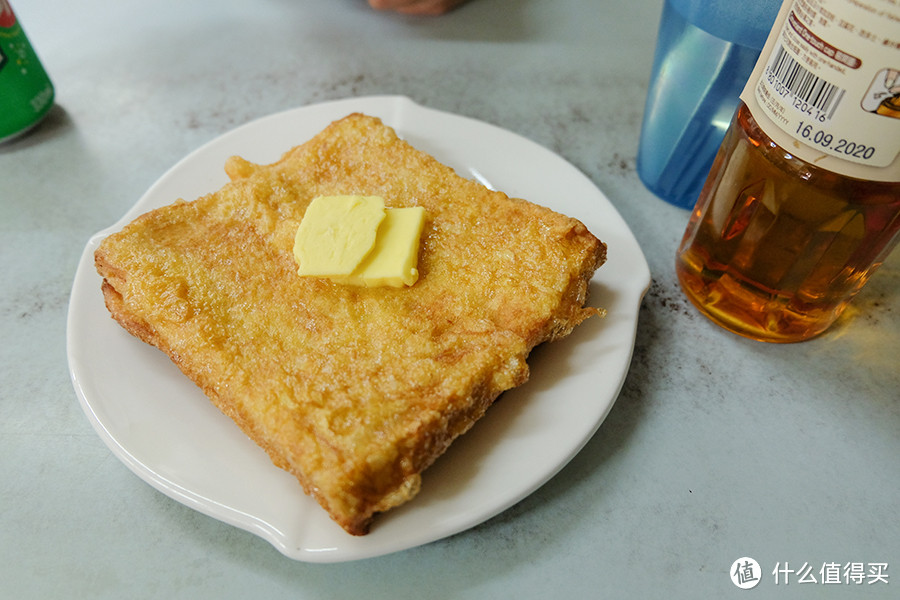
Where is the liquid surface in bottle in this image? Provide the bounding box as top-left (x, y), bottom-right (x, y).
top-left (676, 104), bottom-right (900, 342)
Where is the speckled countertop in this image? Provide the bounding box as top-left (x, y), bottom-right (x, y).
top-left (3, 0), bottom-right (898, 598)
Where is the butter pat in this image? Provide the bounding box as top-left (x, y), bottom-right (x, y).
top-left (293, 196), bottom-right (386, 277)
top-left (293, 195), bottom-right (426, 288)
top-left (340, 206), bottom-right (426, 288)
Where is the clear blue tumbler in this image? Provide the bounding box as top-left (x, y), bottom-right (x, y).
top-left (637, 0), bottom-right (780, 209)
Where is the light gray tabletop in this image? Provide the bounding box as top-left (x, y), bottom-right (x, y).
top-left (3, 0), bottom-right (898, 598)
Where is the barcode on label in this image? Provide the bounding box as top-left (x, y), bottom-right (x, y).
top-left (768, 45), bottom-right (846, 119)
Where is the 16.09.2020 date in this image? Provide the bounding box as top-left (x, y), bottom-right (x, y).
top-left (795, 121), bottom-right (876, 160)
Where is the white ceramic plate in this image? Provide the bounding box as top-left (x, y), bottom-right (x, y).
top-left (67, 96), bottom-right (651, 563)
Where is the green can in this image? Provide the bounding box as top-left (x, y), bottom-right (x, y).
top-left (0, 1), bottom-right (54, 142)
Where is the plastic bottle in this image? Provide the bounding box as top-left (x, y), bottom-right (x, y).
top-left (636, 0), bottom-right (781, 209)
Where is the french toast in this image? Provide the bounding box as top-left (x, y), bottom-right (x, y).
top-left (94, 113), bottom-right (606, 535)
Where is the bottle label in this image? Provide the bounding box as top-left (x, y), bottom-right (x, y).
top-left (741, 0), bottom-right (900, 180)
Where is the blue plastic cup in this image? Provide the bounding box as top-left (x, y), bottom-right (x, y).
top-left (637, 0), bottom-right (780, 209)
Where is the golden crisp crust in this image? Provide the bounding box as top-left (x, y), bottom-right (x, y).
top-left (94, 113), bottom-right (606, 535)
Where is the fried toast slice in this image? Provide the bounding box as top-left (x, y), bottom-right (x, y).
top-left (94, 113), bottom-right (606, 535)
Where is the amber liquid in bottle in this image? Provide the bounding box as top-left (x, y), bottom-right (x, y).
top-left (676, 103), bottom-right (900, 343)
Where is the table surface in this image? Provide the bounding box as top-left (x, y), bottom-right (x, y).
top-left (3, 0), bottom-right (898, 598)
